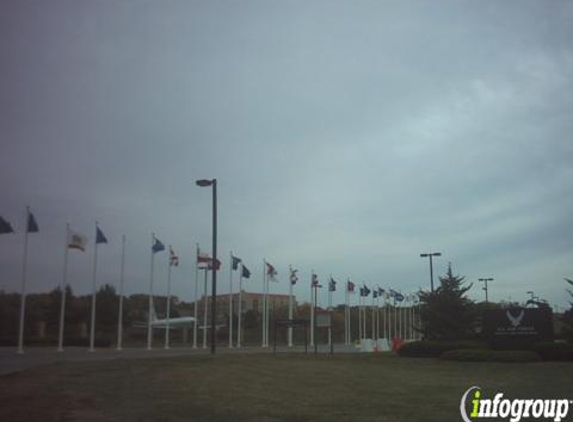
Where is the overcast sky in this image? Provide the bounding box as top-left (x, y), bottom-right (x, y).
top-left (1, 0), bottom-right (572, 309)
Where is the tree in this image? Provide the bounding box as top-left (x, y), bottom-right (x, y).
top-left (562, 278), bottom-right (573, 344)
top-left (418, 263), bottom-right (477, 341)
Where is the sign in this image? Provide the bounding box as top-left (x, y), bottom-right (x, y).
top-left (482, 307), bottom-right (553, 349)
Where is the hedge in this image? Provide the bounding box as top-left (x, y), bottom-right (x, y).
top-left (397, 340), bottom-right (490, 357)
top-left (532, 341), bottom-right (573, 361)
top-left (440, 349), bottom-right (541, 363)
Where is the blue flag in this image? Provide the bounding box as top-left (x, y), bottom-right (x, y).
top-left (152, 237), bottom-right (165, 253)
top-left (241, 264), bottom-right (251, 279)
top-left (27, 212), bottom-right (39, 233)
top-left (329, 277), bottom-right (337, 292)
top-left (395, 292), bottom-right (404, 302)
top-left (0, 216), bottom-right (14, 234)
top-left (96, 226), bottom-right (108, 244)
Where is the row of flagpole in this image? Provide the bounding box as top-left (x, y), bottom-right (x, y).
top-left (2, 209), bottom-right (423, 353)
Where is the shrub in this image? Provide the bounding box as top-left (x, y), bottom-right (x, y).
top-left (440, 349), bottom-right (541, 363)
top-left (533, 341), bottom-right (573, 361)
top-left (397, 340), bottom-right (489, 357)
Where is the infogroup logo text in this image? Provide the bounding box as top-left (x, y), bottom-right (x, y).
top-left (460, 386), bottom-right (571, 422)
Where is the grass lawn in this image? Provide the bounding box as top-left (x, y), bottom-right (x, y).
top-left (1, 353), bottom-right (572, 422)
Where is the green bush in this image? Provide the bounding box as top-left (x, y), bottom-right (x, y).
top-left (533, 341), bottom-right (573, 361)
top-left (397, 340), bottom-right (489, 357)
top-left (440, 349), bottom-right (541, 363)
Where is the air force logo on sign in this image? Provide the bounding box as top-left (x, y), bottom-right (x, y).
top-left (506, 309), bottom-right (525, 327)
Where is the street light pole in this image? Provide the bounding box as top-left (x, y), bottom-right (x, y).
top-left (420, 252), bottom-right (441, 292)
top-left (196, 178), bottom-right (218, 355)
top-left (478, 278), bottom-right (494, 302)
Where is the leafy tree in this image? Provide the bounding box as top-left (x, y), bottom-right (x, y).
top-left (563, 278), bottom-right (573, 344)
top-left (419, 263), bottom-right (477, 341)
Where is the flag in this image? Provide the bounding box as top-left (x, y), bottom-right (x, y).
top-left (68, 230), bottom-right (87, 252)
top-left (232, 255), bottom-right (241, 271)
top-left (197, 251), bottom-right (211, 264)
top-left (0, 216), bottom-right (14, 234)
top-left (347, 280), bottom-right (355, 293)
top-left (27, 211), bottom-right (39, 233)
top-left (207, 258), bottom-right (222, 270)
top-left (329, 277), bottom-right (337, 292)
top-left (96, 226), bottom-right (107, 244)
top-left (198, 251), bottom-right (220, 270)
top-left (290, 268), bottom-right (298, 285)
top-left (311, 273), bottom-right (319, 287)
top-left (389, 289), bottom-right (398, 298)
top-left (152, 237), bottom-right (165, 253)
top-left (360, 285), bottom-right (371, 297)
top-left (266, 262), bottom-right (277, 281)
top-left (169, 246), bottom-right (179, 266)
top-left (241, 264), bottom-right (251, 279)
top-left (378, 287), bottom-right (385, 296)
top-left (373, 290), bottom-right (378, 298)
top-left (395, 292), bottom-right (404, 302)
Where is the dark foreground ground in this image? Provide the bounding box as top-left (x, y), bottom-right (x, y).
top-left (1, 352), bottom-right (572, 422)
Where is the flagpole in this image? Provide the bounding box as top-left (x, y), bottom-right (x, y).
top-left (371, 296), bottom-right (374, 340)
top-left (89, 223), bottom-right (99, 353)
top-left (265, 265), bottom-right (270, 348)
top-left (203, 267), bottom-right (208, 349)
top-left (17, 206), bottom-right (30, 354)
top-left (288, 266), bottom-right (293, 348)
top-left (328, 276), bottom-right (332, 348)
top-left (193, 244), bottom-right (199, 348)
top-left (57, 223), bottom-right (70, 352)
top-left (117, 235), bottom-right (126, 351)
top-left (228, 251), bottom-right (233, 348)
top-left (347, 283), bottom-right (352, 344)
top-left (165, 248), bottom-right (172, 349)
top-left (237, 266), bottom-right (243, 348)
top-left (310, 273), bottom-right (314, 347)
top-left (262, 259), bottom-right (266, 348)
top-left (147, 233), bottom-right (155, 350)
top-left (344, 283), bottom-right (348, 345)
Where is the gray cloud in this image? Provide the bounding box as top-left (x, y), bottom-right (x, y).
top-left (1, 1), bottom-right (572, 309)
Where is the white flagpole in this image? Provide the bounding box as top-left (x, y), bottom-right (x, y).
top-left (344, 283), bottom-right (349, 345)
top-left (310, 274), bottom-right (314, 347)
top-left (358, 294), bottom-right (362, 340)
top-left (228, 251), bottom-right (233, 348)
top-left (57, 223), bottom-right (70, 352)
top-left (265, 266), bottom-right (270, 347)
top-left (17, 207), bottom-right (30, 354)
top-left (165, 249), bottom-right (172, 349)
top-left (117, 235), bottom-right (126, 351)
top-left (363, 295), bottom-right (366, 340)
top-left (288, 266), bottom-right (293, 347)
top-left (237, 266), bottom-right (243, 348)
top-left (370, 296), bottom-right (374, 339)
top-left (89, 222), bottom-right (99, 353)
top-left (399, 301), bottom-right (403, 340)
top-left (147, 233), bottom-right (155, 350)
top-left (393, 299), bottom-right (397, 341)
top-left (203, 267), bottom-right (208, 349)
top-left (193, 244), bottom-right (199, 348)
top-left (376, 296), bottom-right (380, 340)
top-left (262, 259), bottom-right (266, 347)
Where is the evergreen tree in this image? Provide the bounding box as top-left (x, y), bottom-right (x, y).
top-left (419, 263), bottom-right (477, 341)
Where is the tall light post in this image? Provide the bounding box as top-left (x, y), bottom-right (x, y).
top-left (478, 278), bottom-right (494, 302)
top-left (196, 178), bottom-right (217, 355)
top-left (420, 252), bottom-right (441, 292)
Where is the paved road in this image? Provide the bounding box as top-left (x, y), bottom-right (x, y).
top-left (0, 343), bottom-right (361, 375)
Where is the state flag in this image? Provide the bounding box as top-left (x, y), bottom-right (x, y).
top-left (241, 264), bottom-right (251, 279)
top-left (96, 226), bottom-right (107, 244)
top-left (68, 230), bottom-right (87, 252)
